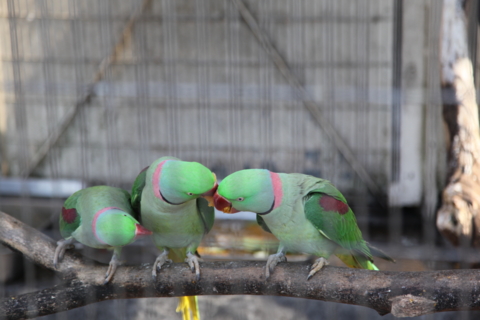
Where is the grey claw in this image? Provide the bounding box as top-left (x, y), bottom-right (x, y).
top-left (265, 252), bottom-right (286, 280)
top-left (306, 257), bottom-right (329, 280)
top-left (152, 250), bottom-right (171, 279)
top-left (185, 252), bottom-right (201, 281)
top-left (53, 238), bottom-right (74, 270)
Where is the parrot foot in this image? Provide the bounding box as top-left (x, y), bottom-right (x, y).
top-left (152, 250), bottom-right (172, 279)
top-left (185, 252), bottom-right (202, 281)
top-left (53, 238), bottom-right (74, 268)
top-left (104, 253), bottom-right (121, 284)
top-left (265, 252), bottom-right (287, 279)
top-left (307, 257), bottom-right (329, 280)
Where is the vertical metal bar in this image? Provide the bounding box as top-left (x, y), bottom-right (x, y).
top-left (467, 0), bottom-right (479, 79)
top-left (288, 0), bottom-right (296, 173)
top-left (7, 0), bottom-right (28, 176)
top-left (389, 0), bottom-right (403, 246)
top-left (354, 0), bottom-right (371, 241)
top-left (133, 2), bottom-right (154, 302)
top-left (162, 0), bottom-right (179, 157)
top-left (38, 0), bottom-right (63, 214)
top-left (266, 0), bottom-right (273, 172)
top-left (292, 0), bottom-right (303, 174)
top-left (68, 0), bottom-right (90, 184)
top-left (424, 0), bottom-right (443, 245)
top-left (225, 0), bottom-right (240, 171)
top-left (259, 0), bottom-right (273, 172)
top-left (135, 0), bottom-right (151, 167)
top-left (354, 2), bottom-right (370, 319)
top-left (325, 0), bottom-right (336, 184)
top-left (104, 0), bottom-right (121, 187)
top-left (6, 0), bottom-right (37, 316)
top-left (59, 3), bottom-right (86, 319)
top-left (391, 0), bottom-right (402, 183)
top-left (195, 0), bottom-right (212, 166)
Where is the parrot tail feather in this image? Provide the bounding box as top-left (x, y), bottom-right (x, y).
top-left (335, 254), bottom-right (379, 270)
top-left (176, 296), bottom-right (200, 320)
top-left (364, 260), bottom-right (379, 271)
top-left (366, 243), bottom-right (395, 263)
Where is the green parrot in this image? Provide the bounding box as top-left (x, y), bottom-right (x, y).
top-left (131, 156), bottom-right (217, 320)
top-left (213, 169), bottom-right (393, 279)
top-left (54, 186), bottom-right (152, 283)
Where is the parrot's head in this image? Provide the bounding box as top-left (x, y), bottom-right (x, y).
top-left (214, 169), bottom-right (276, 214)
top-left (94, 208), bottom-right (152, 247)
top-left (156, 160), bottom-right (217, 206)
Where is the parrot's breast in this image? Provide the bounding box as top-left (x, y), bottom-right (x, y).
top-left (141, 192), bottom-right (205, 249)
top-left (261, 200), bottom-right (337, 257)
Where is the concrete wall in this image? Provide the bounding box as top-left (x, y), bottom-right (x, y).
top-left (0, 0), bottom-right (442, 204)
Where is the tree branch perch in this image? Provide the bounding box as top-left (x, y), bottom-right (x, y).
top-left (1, 211), bottom-right (480, 319)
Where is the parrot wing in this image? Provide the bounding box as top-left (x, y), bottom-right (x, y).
top-left (196, 197), bottom-right (215, 235)
top-left (366, 242), bottom-right (395, 263)
top-left (303, 182), bottom-right (372, 262)
top-left (130, 166), bottom-right (148, 217)
top-left (59, 190), bottom-right (82, 239)
top-left (256, 214), bottom-right (273, 234)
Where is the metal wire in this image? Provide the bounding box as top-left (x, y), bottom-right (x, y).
top-left (0, 0), bottom-right (463, 318)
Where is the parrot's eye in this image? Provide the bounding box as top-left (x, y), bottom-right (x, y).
top-left (237, 197), bottom-right (245, 201)
top-left (187, 192), bottom-right (194, 196)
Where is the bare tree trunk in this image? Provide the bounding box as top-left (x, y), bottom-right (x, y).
top-left (437, 0), bottom-right (480, 246)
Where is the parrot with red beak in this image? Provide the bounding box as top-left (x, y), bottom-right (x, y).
top-left (131, 156), bottom-right (217, 320)
top-left (214, 169), bottom-right (393, 280)
top-left (54, 186), bottom-right (152, 284)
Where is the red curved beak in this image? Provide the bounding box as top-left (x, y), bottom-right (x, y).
top-left (213, 192), bottom-right (239, 214)
top-left (201, 173), bottom-right (218, 207)
top-left (134, 224), bottom-right (152, 239)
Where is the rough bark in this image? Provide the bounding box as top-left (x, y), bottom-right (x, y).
top-left (1, 211), bottom-right (480, 318)
top-left (437, 0), bottom-right (480, 246)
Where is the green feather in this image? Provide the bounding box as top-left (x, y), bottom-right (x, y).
top-left (256, 214), bottom-right (272, 234)
top-left (59, 191), bottom-right (82, 239)
top-left (304, 192), bottom-right (373, 263)
top-left (196, 197), bottom-right (215, 235)
top-left (131, 166), bottom-right (148, 216)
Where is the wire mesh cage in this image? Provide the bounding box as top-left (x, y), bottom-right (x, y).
top-left (1, 0), bottom-right (478, 319)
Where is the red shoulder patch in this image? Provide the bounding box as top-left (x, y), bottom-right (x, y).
top-left (62, 207), bottom-right (78, 223)
top-left (319, 195), bottom-right (349, 215)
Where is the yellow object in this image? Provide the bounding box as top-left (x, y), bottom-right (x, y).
top-left (176, 296), bottom-right (200, 320)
